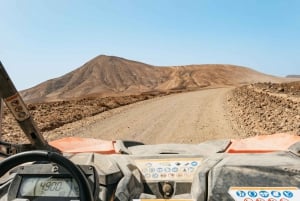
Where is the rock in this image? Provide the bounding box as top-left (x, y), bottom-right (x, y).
top-left (228, 82), bottom-right (300, 137)
top-left (277, 87), bottom-right (284, 92)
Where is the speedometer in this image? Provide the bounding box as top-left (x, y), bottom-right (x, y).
top-left (19, 177), bottom-right (79, 197)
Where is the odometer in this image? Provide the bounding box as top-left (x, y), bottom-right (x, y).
top-left (19, 177), bottom-right (79, 197)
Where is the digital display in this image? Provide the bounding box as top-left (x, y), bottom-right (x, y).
top-left (19, 177), bottom-right (79, 197)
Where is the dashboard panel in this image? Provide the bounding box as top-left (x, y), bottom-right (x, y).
top-left (0, 141), bottom-right (299, 201)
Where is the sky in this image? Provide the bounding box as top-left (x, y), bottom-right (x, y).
top-left (1, 0), bottom-right (300, 90)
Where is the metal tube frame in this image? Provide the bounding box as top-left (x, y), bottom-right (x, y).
top-left (0, 98), bottom-right (2, 140)
top-left (0, 61), bottom-right (58, 152)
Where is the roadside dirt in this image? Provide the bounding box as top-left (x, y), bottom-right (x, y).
top-left (52, 87), bottom-right (239, 144)
top-left (2, 82), bottom-right (299, 145)
top-left (228, 82), bottom-right (300, 137)
top-left (1, 92), bottom-right (168, 144)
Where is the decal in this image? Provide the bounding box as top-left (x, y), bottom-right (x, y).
top-left (229, 187), bottom-right (300, 201)
top-left (4, 93), bottom-right (30, 121)
top-left (134, 158), bottom-right (202, 182)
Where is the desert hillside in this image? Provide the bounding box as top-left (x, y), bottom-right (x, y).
top-left (286, 75), bottom-right (300, 78)
top-left (2, 82), bottom-right (299, 144)
top-left (1, 55), bottom-right (299, 145)
top-left (21, 55), bottom-right (281, 102)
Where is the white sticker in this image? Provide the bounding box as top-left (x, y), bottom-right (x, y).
top-left (134, 158), bottom-right (202, 182)
top-left (4, 94), bottom-right (30, 121)
top-left (229, 187), bottom-right (300, 201)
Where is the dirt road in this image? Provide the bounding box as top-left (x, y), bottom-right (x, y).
top-left (61, 87), bottom-right (240, 144)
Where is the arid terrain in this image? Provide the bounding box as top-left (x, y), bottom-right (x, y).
top-left (46, 87), bottom-right (238, 144)
top-left (228, 81), bottom-right (300, 137)
top-left (1, 56), bottom-right (299, 144)
top-left (21, 55), bottom-right (282, 102)
top-left (2, 81), bottom-right (300, 144)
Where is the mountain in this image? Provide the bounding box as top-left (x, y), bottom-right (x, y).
top-left (286, 75), bottom-right (300, 78)
top-left (21, 55), bottom-right (282, 102)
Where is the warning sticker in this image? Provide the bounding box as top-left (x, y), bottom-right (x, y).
top-left (134, 158), bottom-right (202, 182)
top-left (228, 187), bottom-right (300, 201)
top-left (4, 93), bottom-right (30, 121)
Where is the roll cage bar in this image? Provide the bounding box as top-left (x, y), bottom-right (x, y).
top-left (0, 61), bottom-right (58, 156)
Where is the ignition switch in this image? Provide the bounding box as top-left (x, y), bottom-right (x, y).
top-left (161, 182), bottom-right (174, 198)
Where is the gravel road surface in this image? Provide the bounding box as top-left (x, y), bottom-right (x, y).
top-left (62, 87), bottom-right (239, 144)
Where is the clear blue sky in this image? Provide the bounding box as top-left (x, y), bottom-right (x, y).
top-left (1, 0), bottom-right (299, 90)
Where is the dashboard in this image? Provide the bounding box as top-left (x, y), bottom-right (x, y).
top-left (0, 141), bottom-right (299, 201)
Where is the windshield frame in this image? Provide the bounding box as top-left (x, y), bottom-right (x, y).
top-left (0, 99), bottom-right (3, 141)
